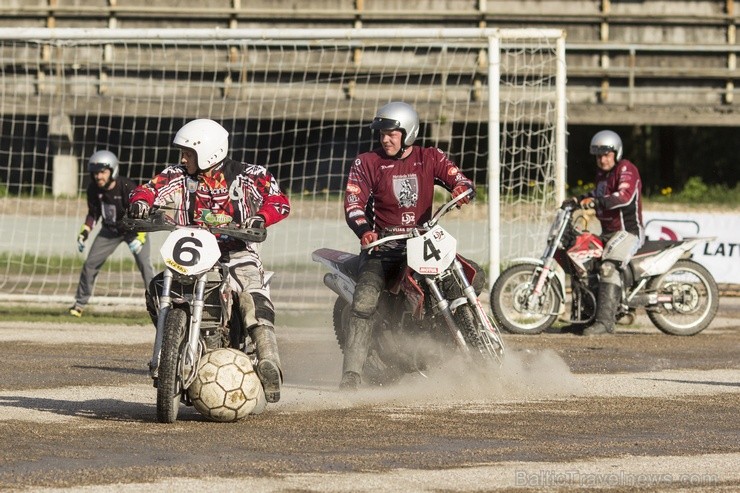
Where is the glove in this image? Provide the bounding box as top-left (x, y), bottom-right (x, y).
top-left (452, 184), bottom-right (473, 205)
top-left (244, 215), bottom-right (265, 230)
top-left (129, 201), bottom-right (150, 219)
top-left (128, 232), bottom-right (146, 255)
top-left (361, 231), bottom-right (379, 247)
top-left (580, 197), bottom-right (596, 209)
top-left (76, 225), bottom-right (91, 253)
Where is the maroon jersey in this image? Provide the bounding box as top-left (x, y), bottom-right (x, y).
top-left (344, 146), bottom-right (474, 238)
top-left (585, 158), bottom-right (643, 237)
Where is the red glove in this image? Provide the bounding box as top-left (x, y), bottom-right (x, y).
top-left (580, 197), bottom-right (596, 209)
top-left (361, 231), bottom-right (379, 247)
top-left (452, 184), bottom-right (472, 205)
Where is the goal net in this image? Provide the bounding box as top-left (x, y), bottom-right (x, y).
top-left (0, 28), bottom-right (565, 310)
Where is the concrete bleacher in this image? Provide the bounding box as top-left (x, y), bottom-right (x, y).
top-left (0, 0), bottom-right (738, 125)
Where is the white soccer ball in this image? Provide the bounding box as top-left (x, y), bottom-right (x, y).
top-left (187, 348), bottom-right (266, 421)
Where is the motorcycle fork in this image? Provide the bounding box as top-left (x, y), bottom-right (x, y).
top-left (422, 275), bottom-right (470, 353)
top-left (149, 269), bottom-right (174, 378)
top-left (181, 275), bottom-right (208, 389)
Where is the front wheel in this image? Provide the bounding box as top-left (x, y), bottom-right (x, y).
top-left (491, 263), bottom-right (562, 335)
top-left (157, 307), bottom-right (188, 423)
top-left (646, 259), bottom-right (719, 336)
top-left (453, 304), bottom-right (504, 363)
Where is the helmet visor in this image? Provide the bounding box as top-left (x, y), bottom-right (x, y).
top-left (590, 145), bottom-right (615, 156)
top-left (88, 162), bottom-right (111, 174)
top-left (369, 117), bottom-right (401, 131)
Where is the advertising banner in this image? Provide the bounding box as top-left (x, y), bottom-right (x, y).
top-left (643, 211), bottom-right (739, 284)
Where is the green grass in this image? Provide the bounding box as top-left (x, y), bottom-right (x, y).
top-left (0, 252), bottom-right (165, 275)
top-left (0, 304), bottom-right (152, 325)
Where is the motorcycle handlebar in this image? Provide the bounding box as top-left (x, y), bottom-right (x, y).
top-left (119, 210), bottom-right (267, 243)
top-left (360, 191), bottom-right (470, 250)
top-left (361, 232), bottom-right (414, 250)
top-left (560, 198), bottom-right (595, 212)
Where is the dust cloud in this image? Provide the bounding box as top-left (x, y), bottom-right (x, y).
top-left (275, 344), bottom-right (583, 413)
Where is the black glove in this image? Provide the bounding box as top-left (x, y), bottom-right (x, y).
top-left (560, 197), bottom-right (578, 210)
top-left (129, 201), bottom-right (150, 219)
top-left (244, 215), bottom-right (265, 229)
top-left (76, 225), bottom-right (90, 253)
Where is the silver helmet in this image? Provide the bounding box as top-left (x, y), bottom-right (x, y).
top-left (369, 101), bottom-right (420, 147)
top-left (589, 130), bottom-right (623, 161)
top-left (173, 119), bottom-right (229, 170)
top-left (88, 150), bottom-right (119, 180)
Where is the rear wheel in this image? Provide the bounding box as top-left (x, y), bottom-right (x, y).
top-left (332, 297), bottom-right (350, 351)
top-left (157, 307), bottom-right (187, 423)
top-left (646, 259), bottom-right (719, 336)
top-left (491, 263), bottom-right (561, 334)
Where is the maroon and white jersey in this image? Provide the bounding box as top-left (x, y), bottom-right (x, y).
top-left (344, 146), bottom-right (474, 238)
top-left (585, 158), bottom-right (643, 238)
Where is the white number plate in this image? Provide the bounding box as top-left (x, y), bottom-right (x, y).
top-left (160, 228), bottom-right (220, 276)
top-left (406, 225), bottom-right (457, 275)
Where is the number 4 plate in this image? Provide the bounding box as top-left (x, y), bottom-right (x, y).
top-left (407, 225), bottom-right (457, 275)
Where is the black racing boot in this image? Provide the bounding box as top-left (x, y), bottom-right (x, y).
top-left (583, 283), bottom-right (621, 336)
top-left (339, 315), bottom-right (373, 391)
top-left (250, 325), bottom-right (283, 403)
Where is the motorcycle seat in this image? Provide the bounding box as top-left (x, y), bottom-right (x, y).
top-left (312, 248), bottom-right (361, 278)
top-left (634, 239), bottom-right (679, 257)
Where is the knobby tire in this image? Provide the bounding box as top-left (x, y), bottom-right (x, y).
top-left (491, 263), bottom-right (561, 335)
top-left (156, 307), bottom-right (187, 423)
top-left (646, 259), bottom-right (719, 336)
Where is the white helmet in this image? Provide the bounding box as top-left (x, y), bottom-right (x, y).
top-left (173, 119), bottom-right (229, 170)
top-left (88, 150), bottom-right (119, 180)
top-left (590, 130), bottom-right (623, 161)
top-left (370, 101), bottom-right (420, 147)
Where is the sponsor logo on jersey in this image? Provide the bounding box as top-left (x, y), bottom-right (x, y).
top-left (393, 175), bottom-right (419, 208)
top-left (346, 184), bottom-right (361, 194)
top-left (348, 209), bottom-right (364, 218)
top-left (448, 167), bottom-right (458, 176)
top-left (346, 194), bottom-right (359, 203)
top-left (401, 212), bottom-right (415, 225)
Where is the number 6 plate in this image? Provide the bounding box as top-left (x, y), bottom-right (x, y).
top-left (160, 228), bottom-right (220, 276)
top-left (406, 225), bottom-right (457, 275)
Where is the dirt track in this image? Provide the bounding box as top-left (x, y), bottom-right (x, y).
top-left (0, 299), bottom-right (738, 492)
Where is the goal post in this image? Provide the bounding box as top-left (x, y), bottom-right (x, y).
top-left (0, 27), bottom-right (566, 309)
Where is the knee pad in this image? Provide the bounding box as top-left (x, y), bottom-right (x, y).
top-left (352, 282), bottom-right (381, 319)
top-left (599, 261), bottom-right (621, 286)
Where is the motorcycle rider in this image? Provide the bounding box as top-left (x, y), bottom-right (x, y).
top-left (128, 118), bottom-right (290, 403)
top-left (573, 130), bottom-right (644, 335)
top-left (70, 150), bottom-right (154, 317)
top-left (340, 101), bottom-right (485, 390)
